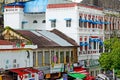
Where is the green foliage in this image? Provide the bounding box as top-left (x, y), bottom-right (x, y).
top-left (99, 37), bottom-right (120, 70)
top-left (99, 53), bottom-right (112, 70)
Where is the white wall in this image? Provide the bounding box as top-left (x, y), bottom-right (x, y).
top-left (0, 50), bottom-right (33, 70)
top-left (4, 7), bottom-right (46, 30)
top-left (4, 7), bottom-right (24, 29)
top-left (46, 7), bottom-right (79, 43)
top-left (23, 13), bottom-right (46, 30)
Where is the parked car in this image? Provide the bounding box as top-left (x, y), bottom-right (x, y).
top-left (96, 74), bottom-right (110, 80)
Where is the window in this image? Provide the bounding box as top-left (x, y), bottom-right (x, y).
top-left (79, 16), bottom-right (82, 27)
top-left (51, 20), bottom-right (56, 27)
top-left (64, 18), bottom-right (72, 27)
top-left (66, 20), bottom-right (71, 27)
top-left (33, 20), bottom-right (38, 23)
top-left (93, 42), bottom-right (96, 49)
top-left (49, 19), bottom-right (56, 28)
top-left (42, 20), bottom-right (46, 23)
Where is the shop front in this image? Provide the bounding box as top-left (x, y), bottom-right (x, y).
top-left (7, 67), bottom-right (44, 80)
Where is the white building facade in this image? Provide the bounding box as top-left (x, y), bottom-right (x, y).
top-left (0, 44), bottom-right (37, 70)
top-left (46, 3), bottom-right (105, 76)
top-left (4, 3), bottom-right (46, 30)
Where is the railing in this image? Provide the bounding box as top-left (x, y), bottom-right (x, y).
top-left (78, 50), bottom-right (101, 60)
top-left (78, 28), bottom-right (104, 34)
top-left (78, 52), bottom-right (100, 60)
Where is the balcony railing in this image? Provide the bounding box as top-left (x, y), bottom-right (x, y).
top-left (78, 52), bottom-right (100, 60)
top-left (78, 28), bottom-right (104, 35)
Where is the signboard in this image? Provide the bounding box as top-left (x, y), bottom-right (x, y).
top-left (50, 63), bottom-right (64, 73)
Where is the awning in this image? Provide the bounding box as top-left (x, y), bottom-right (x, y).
top-left (99, 41), bottom-right (103, 46)
top-left (84, 42), bottom-right (89, 46)
top-left (80, 42), bottom-right (89, 46)
top-left (93, 39), bottom-right (99, 42)
top-left (68, 72), bottom-right (86, 79)
top-left (49, 19), bottom-right (56, 21)
top-left (79, 18), bottom-right (87, 22)
top-left (73, 67), bottom-right (89, 75)
top-left (89, 38), bottom-right (100, 42)
top-left (80, 42), bottom-right (84, 46)
top-left (22, 21), bottom-right (28, 24)
top-left (95, 20), bottom-right (102, 24)
top-left (104, 21), bottom-right (110, 24)
top-left (88, 20), bottom-right (93, 23)
top-left (64, 18), bottom-right (71, 21)
top-left (9, 68), bottom-right (39, 75)
top-left (89, 38), bottom-right (94, 42)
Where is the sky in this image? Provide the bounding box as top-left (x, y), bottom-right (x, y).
top-left (72, 0), bottom-right (83, 3)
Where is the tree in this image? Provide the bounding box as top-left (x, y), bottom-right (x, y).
top-left (99, 52), bottom-right (112, 70)
top-left (99, 37), bottom-right (120, 70)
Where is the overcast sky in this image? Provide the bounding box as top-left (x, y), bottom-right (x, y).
top-left (72, 0), bottom-right (83, 3)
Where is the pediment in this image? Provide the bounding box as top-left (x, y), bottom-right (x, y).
top-left (2, 27), bottom-right (31, 44)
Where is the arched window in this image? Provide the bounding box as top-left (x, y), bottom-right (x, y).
top-left (42, 20), bottom-right (46, 23)
top-left (33, 20), bottom-right (38, 23)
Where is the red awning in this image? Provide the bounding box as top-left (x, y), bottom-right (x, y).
top-left (9, 67), bottom-right (39, 75)
top-left (73, 67), bottom-right (95, 80)
top-left (73, 66), bottom-right (89, 75)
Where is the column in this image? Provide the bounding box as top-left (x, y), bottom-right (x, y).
top-left (42, 50), bottom-right (45, 66)
top-left (50, 49), bottom-right (51, 65)
top-left (69, 50), bottom-right (71, 63)
top-left (58, 49), bottom-right (60, 64)
top-left (98, 41), bottom-right (100, 53)
top-left (96, 42), bottom-right (98, 53)
top-left (64, 50), bottom-right (66, 64)
top-left (35, 51), bottom-right (38, 67)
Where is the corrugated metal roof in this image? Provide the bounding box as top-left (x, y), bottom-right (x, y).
top-left (51, 29), bottom-right (78, 46)
top-left (32, 30), bottom-right (73, 46)
top-left (17, 30), bottom-right (60, 48)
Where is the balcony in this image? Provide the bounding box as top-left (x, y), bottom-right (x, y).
top-left (78, 50), bottom-right (101, 60)
top-left (78, 28), bottom-right (104, 35)
top-left (104, 30), bottom-right (120, 38)
top-left (78, 53), bottom-right (100, 60)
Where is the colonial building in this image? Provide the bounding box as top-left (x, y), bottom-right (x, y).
top-left (46, 3), bottom-right (105, 76)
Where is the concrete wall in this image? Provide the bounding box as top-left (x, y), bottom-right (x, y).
top-left (0, 50), bottom-right (33, 70)
top-left (46, 7), bottom-right (79, 43)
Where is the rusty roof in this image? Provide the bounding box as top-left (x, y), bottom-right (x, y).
top-left (0, 40), bottom-right (16, 45)
top-left (16, 30), bottom-right (60, 48)
top-left (16, 30), bottom-right (78, 48)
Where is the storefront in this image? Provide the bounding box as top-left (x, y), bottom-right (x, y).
top-left (7, 67), bottom-right (44, 80)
